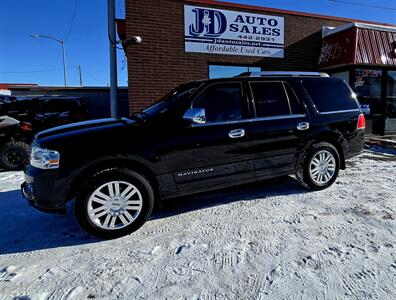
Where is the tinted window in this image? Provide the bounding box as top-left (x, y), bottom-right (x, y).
top-left (284, 82), bottom-right (303, 115)
top-left (192, 82), bottom-right (246, 123)
top-left (303, 78), bottom-right (359, 112)
top-left (143, 82), bottom-right (201, 117)
top-left (250, 82), bottom-right (290, 117)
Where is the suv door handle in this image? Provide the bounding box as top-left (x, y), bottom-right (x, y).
top-left (229, 129), bottom-right (245, 139)
top-left (297, 122), bottom-right (310, 131)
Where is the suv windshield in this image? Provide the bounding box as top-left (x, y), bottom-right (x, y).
top-left (137, 81), bottom-right (202, 118)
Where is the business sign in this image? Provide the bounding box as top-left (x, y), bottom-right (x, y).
top-left (184, 5), bottom-right (284, 58)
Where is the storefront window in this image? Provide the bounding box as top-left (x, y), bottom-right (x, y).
top-left (386, 71), bottom-right (396, 118)
top-left (354, 69), bottom-right (382, 98)
top-left (386, 71), bottom-right (396, 119)
top-left (388, 71), bottom-right (396, 95)
top-left (209, 65), bottom-right (261, 79)
top-left (385, 71), bottom-right (396, 133)
top-left (354, 69), bottom-right (382, 117)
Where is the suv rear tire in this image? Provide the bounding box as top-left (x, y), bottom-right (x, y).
top-left (0, 141), bottom-right (30, 171)
top-left (296, 142), bottom-right (340, 190)
top-left (75, 168), bottom-right (154, 239)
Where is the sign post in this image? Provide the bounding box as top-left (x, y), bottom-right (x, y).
top-left (108, 0), bottom-right (118, 118)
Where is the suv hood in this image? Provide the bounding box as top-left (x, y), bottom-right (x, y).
top-left (35, 118), bottom-right (135, 142)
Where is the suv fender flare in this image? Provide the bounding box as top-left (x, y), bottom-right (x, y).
top-left (296, 135), bottom-right (346, 170)
top-left (66, 155), bottom-right (160, 208)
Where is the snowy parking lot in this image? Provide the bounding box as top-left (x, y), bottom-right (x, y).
top-left (0, 148), bottom-right (395, 299)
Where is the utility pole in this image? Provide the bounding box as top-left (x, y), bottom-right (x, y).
top-left (78, 65), bottom-right (83, 86)
top-left (61, 38), bottom-right (67, 86)
top-left (108, 0), bottom-right (118, 118)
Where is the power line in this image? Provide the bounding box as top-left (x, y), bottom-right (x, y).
top-left (84, 70), bottom-right (102, 84)
top-left (329, 0), bottom-right (396, 11)
top-left (0, 67), bottom-right (78, 74)
top-left (65, 0), bottom-right (80, 41)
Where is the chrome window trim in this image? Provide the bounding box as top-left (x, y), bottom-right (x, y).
top-left (191, 114), bottom-right (306, 127)
top-left (248, 80), bottom-right (257, 117)
top-left (319, 109), bottom-right (360, 115)
top-left (191, 119), bottom-right (251, 128)
top-left (281, 82), bottom-right (293, 114)
top-left (251, 114), bottom-right (306, 122)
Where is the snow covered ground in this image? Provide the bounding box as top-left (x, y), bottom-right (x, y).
top-left (0, 149), bottom-right (395, 299)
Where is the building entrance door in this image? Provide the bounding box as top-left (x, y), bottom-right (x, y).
top-left (385, 71), bottom-right (396, 134)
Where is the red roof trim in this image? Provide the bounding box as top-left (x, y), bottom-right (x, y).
top-left (0, 83), bottom-right (37, 89)
top-left (186, 0), bottom-right (396, 27)
top-left (355, 28), bottom-right (396, 65)
top-left (320, 25), bottom-right (396, 67)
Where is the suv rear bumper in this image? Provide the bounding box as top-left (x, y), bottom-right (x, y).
top-left (344, 130), bottom-right (365, 160)
top-left (21, 166), bottom-right (68, 213)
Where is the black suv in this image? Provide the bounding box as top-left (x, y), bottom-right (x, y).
top-left (22, 72), bottom-right (365, 239)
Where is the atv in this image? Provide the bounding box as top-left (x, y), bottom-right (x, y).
top-left (0, 116), bottom-right (31, 171)
top-left (0, 95), bottom-right (89, 171)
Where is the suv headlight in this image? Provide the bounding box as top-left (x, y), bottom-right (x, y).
top-left (30, 146), bottom-right (60, 169)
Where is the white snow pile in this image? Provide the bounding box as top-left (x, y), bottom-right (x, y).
top-left (0, 171), bottom-right (24, 193)
top-left (0, 149), bottom-right (395, 299)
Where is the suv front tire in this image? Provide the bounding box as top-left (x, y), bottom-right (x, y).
top-left (75, 168), bottom-right (154, 239)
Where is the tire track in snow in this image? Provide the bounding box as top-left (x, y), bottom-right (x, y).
top-left (1, 152), bottom-right (395, 299)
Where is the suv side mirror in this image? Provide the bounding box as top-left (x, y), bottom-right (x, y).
top-left (183, 108), bottom-right (206, 124)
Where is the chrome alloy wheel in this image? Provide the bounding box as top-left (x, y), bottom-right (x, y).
top-left (87, 181), bottom-right (143, 230)
top-left (309, 150), bottom-right (336, 186)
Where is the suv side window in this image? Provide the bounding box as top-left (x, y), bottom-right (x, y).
top-left (250, 81), bottom-right (292, 118)
top-left (192, 82), bottom-right (246, 123)
top-left (302, 78), bottom-right (359, 113)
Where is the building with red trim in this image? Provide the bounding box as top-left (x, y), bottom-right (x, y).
top-left (125, 0), bottom-right (396, 134)
top-left (0, 83), bottom-right (38, 96)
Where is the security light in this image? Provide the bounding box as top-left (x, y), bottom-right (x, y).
top-left (128, 36), bottom-right (142, 45)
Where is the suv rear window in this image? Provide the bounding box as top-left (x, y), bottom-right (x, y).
top-left (302, 78), bottom-right (359, 113)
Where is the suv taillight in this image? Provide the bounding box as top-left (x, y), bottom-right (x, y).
top-left (357, 114), bottom-right (366, 129)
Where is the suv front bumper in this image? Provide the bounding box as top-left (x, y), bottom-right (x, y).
top-left (21, 166), bottom-right (68, 213)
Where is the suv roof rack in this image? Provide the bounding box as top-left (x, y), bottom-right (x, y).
top-left (236, 71), bottom-right (330, 78)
